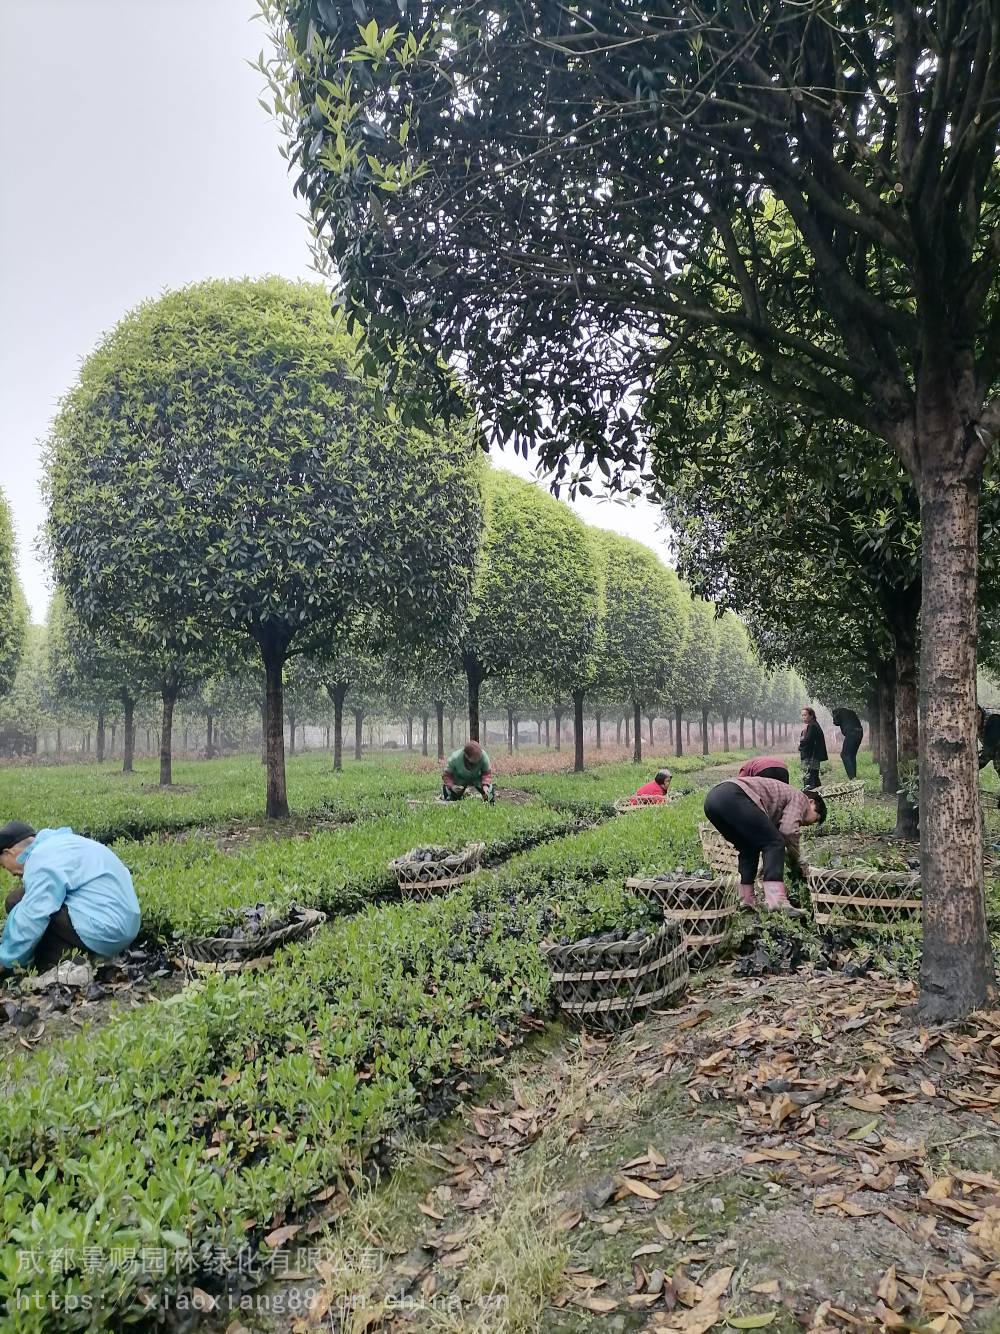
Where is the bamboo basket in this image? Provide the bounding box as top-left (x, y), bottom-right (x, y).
top-left (544, 920), bottom-right (688, 1034)
top-left (807, 867), bottom-right (921, 929)
top-left (815, 780), bottom-right (866, 809)
top-left (627, 874), bottom-right (740, 969)
top-left (698, 821), bottom-right (741, 878)
top-left (390, 841), bottom-right (486, 897)
top-left (185, 908), bottom-right (327, 963)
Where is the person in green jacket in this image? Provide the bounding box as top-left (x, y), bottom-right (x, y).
top-left (442, 741), bottom-right (495, 802)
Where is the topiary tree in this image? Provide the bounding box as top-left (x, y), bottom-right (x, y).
top-left (710, 613), bottom-right (757, 753)
top-left (45, 278), bottom-right (478, 817)
top-left (458, 470), bottom-right (599, 750)
top-left (0, 495), bottom-right (26, 706)
top-left (593, 532), bottom-right (687, 764)
top-left (670, 594), bottom-right (716, 759)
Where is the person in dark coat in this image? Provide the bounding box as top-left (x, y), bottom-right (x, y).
top-left (831, 707), bottom-right (864, 780)
top-left (798, 707), bottom-right (828, 790)
top-left (978, 707), bottom-right (1000, 777)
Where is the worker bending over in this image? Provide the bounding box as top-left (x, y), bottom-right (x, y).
top-left (630, 769), bottom-right (672, 804)
top-left (0, 822), bottom-right (141, 975)
top-left (442, 741), bottom-right (494, 803)
top-left (703, 777), bottom-right (826, 914)
top-left (737, 756), bottom-right (790, 782)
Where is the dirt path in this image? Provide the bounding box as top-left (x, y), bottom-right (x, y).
top-left (254, 963), bottom-right (1000, 1334)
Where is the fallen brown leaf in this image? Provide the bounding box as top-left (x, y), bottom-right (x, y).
top-left (620, 1175), bottom-right (662, 1201)
top-left (263, 1223), bottom-right (301, 1250)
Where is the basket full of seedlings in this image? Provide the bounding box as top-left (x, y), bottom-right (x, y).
top-left (807, 866), bottom-right (921, 930)
top-left (390, 842), bottom-right (487, 897)
top-left (698, 821), bottom-right (740, 878)
top-left (627, 869), bottom-right (741, 969)
top-left (184, 903), bottom-right (327, 965)
top-left (543, 919), bottom-right (689, 1034)
top-left (815, 780), bottom-right (866, 809)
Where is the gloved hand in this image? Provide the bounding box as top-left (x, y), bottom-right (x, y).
top-left (482, 784), bottom-right (494, 803)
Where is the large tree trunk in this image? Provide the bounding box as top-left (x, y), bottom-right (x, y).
top-left (329, 682), bottom-right (348, 772)
top-left (405, 716), bottom-right (414, 751)
top-left (701, 707), bottom-right (710, 757)
top-left (435, 700), bottom-right (445, 761)
top-left (722, 711), bottom-right (730, 752)
top-left (595, 710), bottom-right (602, 751)
top-left (893, 614), bottom-right (920, 839)
top-left (261, 641), bottom-right (289, 819)
top-left (464, 655), bottom-right (482, 742)
top-left (96, 705), bottom-right (106, 764)
top-left (553, 705), bottom-right (563, 752)
top-left (877, 657), bottom-right (899, 795)
top-left (573, 690), bottom-right (585, 773)
top-left (354, 708), bottom-right (364, 762)
top-left (632, 699), bottom-right (642, 764)
top-left (867, 683), bottom-right (881, 766)
top-left (120, 696), bottom-right (135, 773)
top-left (918, 465), bottom-right (995, 1018)
top-left (675, 704), bottom-right (683, 757)
top-left (159, 684), bottom-right (177, 787)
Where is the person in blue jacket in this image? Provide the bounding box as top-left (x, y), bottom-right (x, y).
top-left (0, 821), bottom-right (141, 974)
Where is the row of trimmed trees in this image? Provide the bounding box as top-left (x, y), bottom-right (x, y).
top-left (41, 277), bottom-right (809, 814)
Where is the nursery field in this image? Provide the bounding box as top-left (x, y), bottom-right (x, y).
top-left (3, 749), bottom-right (987, 1332)
top-left (0, 748), bottom-right (757, 1330)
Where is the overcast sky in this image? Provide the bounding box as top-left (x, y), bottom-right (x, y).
top-left (1, 0), bottom-right (671, 623)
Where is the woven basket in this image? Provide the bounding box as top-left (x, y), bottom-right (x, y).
top-left (816, 780), bottom-right (866, 809)
top-left (981, 787), bottom-right (1000, 829)
top-left (544, 920), bottom-right (688, 1034)
top-left (185, 908), bottom-right (327, 963)
top-left (807, 867), bottom-right (921, 929)
top-left (698, 821), bottom-right (741, 878)
top-left (627, 874), bottom-right (740, 969)
top-left (391, 841), bottom-right (486, 897)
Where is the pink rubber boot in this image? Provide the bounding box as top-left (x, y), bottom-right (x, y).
top-left (738, 883), bottom-right (757, 910)
top-left (763, 881), bottom-right (804, 916)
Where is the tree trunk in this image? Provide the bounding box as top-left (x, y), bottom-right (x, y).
top-left (553, 706), bottom-right (563, 752)
top-left (507, 706), bottom-right (514, 756)
top-left (675, 704), bottom-right (683, 757)
top-left (435, 701), bottom-right (445, 761)
top-left (894, 618), bottom-right (920, 839)
top-left (354, 708), bottom-right (364, 761)
top-left (450, 715), bottom-right (455, 747)
top-left (465, 656), bottom-right (482, 742)
top-left (159, 685), bottom-right (177, 787)
top-left (514, 715), bottom-right (520, 750)
top-left (288, 711), bottom-right (296, 756)
top-left (330, 683), bottom-right (347, 772)
top-left (625, 714), bottom-right (630, 747)
top-left (325, 725), bottom-right (330, 749)
top-left (110, 724), bottom-right (116, 754)
top-left (868, 685), bottom-right (881, 764)
top-left (751, 717), bottom-right (757, 747)
top-left (574, 690), bottom-right (585, 773)
top-left (262, 645), bottom-right (289, 818)
top-left (701, 707), bottom-right (709, 757)
top-left (96, 706), bottom-right (106, 764)
top-left (121, 693), bottom-right (135, 779)
top-left (918, 468), bottom-right (995, 1018)
top-left (722, 711), bottom-right (730, 752)
top-left (595, 710), bottom-right (602, 751)
top-left (632, 700), bottom-right (642, 764)
top-left (546, 717), bottom-right (551, 747)
top-left (405, 716), bottom-right (414, 751)
top-left (536, 718), bottom-right (542, 745)
top-left (56, 726), bottom-right (61, 756)
top-left (686, 719), bottom-right (691, 746)
top-left (616, 717), bottom-right (622, 744)
top-left (206, 712), bottom-right (214, 757)
top-left (877, 657), bottom-right (899, 795)
top-left (739, 716), bottom-right (745, 748)
top-left (145, 728), bottom-right (151, 754)
top-left (647, 715), bottom-right (654, 745)
top-left (421, 713), bottom-right (429, 757)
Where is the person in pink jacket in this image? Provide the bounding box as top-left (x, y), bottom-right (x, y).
top-left (704, 776), bottom-right (826, 912)
top-left (737, 756), bottom-right (790, 782)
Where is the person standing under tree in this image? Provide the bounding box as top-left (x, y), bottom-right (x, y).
top-left (831, 707), bottom-right (864, 780)
top-left (798, 707), bottom-right (828, 790)
top-left (442, 740), bottom-right (494, 803)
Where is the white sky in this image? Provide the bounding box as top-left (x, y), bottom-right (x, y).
top-left (1, 0), bottom-right (671, 622)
